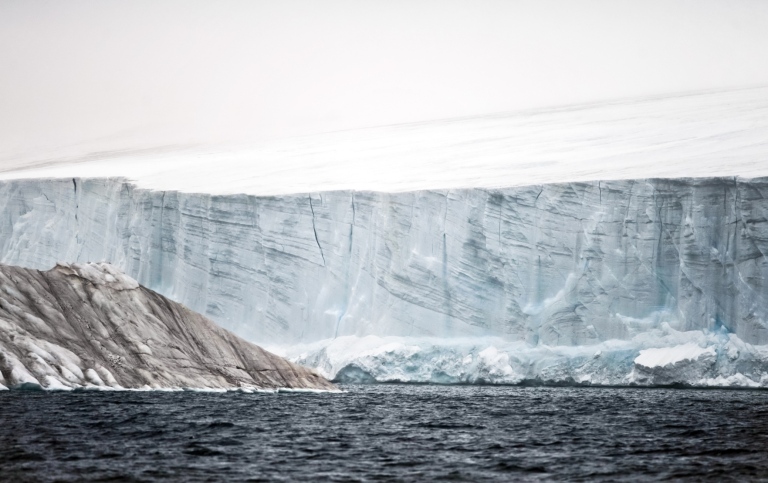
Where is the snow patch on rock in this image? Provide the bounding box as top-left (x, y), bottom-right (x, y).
top-left (55, 262), bottom-right (140, 290)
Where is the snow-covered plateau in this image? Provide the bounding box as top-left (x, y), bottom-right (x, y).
top-left (0, 262), bottom-right (336, 391)
top-left (1, 87), bottom-right (768, 387)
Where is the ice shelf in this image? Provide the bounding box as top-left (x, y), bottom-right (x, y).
top-left (1, 87), bottom-right (768, 386)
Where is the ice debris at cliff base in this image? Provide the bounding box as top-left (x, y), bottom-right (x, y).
top-left (279, 325), bottom-right (768, 388)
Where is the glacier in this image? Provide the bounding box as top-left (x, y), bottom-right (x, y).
top-left (1, 87), bottom-right (768, 386)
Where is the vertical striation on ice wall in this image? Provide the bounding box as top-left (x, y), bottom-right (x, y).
top-left (0, 176), bottom-right (767, 346)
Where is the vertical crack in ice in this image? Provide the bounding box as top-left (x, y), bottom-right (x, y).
top-left (72, 178), bottom-right (78, 223)
top-left (622, 180), bottom-right (635, 232)
top-left (72, 179), bottom-right (81, 248)
top-left (308, 195), bottom-right (326, 266)
top-left (729, 180), bottom-right (764, 300)
top-left (598, 181), bottom-right (602, 205)
top-left (149, 191), bottom-right (167, 287)
top-left (333, 194), bottom-right (357, 340)
top-left (349, 194), bottom-right (355, 254)
top-left (653, 193), bottom-right (677, 304)
top-left (442, 192), bottom-right (452, 333)
top-left (442, 231), bottom-right (452, 333)
top-left (724, 184), bottom-right (732, 258)
top-left (736, 181), bottom-right (768, 262)
top-left (656, 196), bottom-right (664, 263)
top-left (497, 196), bottom-right (503, 254)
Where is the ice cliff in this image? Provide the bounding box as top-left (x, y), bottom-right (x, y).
top-left (0, 262), bottom-right (335, 391)
top-left (1, 176), bottom-right (767, 346)
top-left (1, 176), bottom-right (768, 386)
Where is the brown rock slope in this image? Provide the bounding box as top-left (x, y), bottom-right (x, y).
top-left (0, 262), bottom-right (336, 391)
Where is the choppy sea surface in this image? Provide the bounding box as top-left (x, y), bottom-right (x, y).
top-left (2, 385), bottom-right (768, 481)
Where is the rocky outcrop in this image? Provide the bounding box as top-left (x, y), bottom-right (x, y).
top-left (0, 262), bottom-right (336, 391)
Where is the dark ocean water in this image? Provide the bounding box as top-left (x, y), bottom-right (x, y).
top-left (1, 385), bottom-right (768, 482)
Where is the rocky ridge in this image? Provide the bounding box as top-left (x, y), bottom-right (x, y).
top-left (0, 262), bottom-right (336, 391)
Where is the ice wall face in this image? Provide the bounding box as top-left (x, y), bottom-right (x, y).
top-left (1, 176), bottom-right (767, 346)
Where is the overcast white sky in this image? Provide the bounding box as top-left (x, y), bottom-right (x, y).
top-left (2, 0), bottom-right (768, 160)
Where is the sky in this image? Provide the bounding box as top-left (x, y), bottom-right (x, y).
top-left (2, 0), bottom-right (768, 161)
